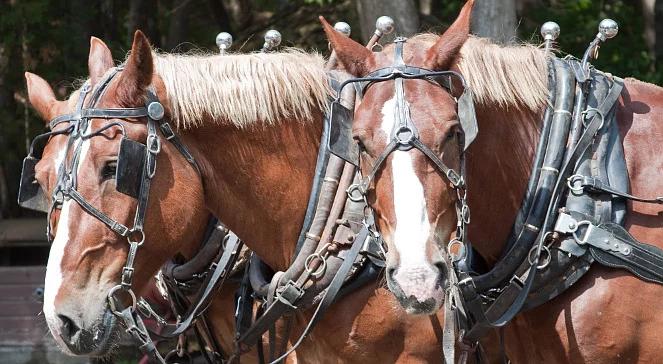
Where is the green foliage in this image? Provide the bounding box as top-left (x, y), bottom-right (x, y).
top-left (524, 0), bottom-right (663, 84)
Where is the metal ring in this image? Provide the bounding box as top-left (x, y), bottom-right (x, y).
top-left (527, 245), bottom-right (551, 270)
top-left (304, 253), bottom-right (327, 279)
top-left (461, 204), bottom-right (471, 224)
top-left (566, 174), bottom-right (584, 193)
top-left (107, 285), bottom-right (137, 315)
top-left (346, 184), bottom-right (365, 202)
top-left (447, 239), bottom-right (465, 262)
top-left (571, 221), bottom-right (592, 245)
top-left (127, 228), bottom-right (146, 246)
top-left (395, 127), bottom-right (415, 145)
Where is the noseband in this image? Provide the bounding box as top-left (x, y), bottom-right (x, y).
top-left (336, 37), bottom-right (478, 258)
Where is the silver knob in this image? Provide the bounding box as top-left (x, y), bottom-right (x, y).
top-left (598, 19), bottom-right (618, 41)
top-left (263, 29), bottom-right (282, 52)
top-left (375, 16), bottom-right (395, 36)
top-left (334, 22), bottom-right (351, 37)
top-left (540, 22), bottom-right (560, 42)
top-left (216, 32), bottom-right (233, 54)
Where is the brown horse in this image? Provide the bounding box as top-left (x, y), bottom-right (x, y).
top-left (24, 33), bottom-right (491, 363)
top-left (24, 48), bottom-right (252, 361)
top-left (326, 0), bottom-right (663, 362)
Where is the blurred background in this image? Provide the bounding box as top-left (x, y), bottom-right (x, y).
top-left (0, 0), bottom-right (661, 362)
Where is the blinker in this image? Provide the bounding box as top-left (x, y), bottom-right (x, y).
top-left (116, 138), bottom-right (147, 198)
top-left (18, 156), bottom-right (49, 212)
top-left (328, 101), bottom-right (359, 166)
top-left (17, 132), bottom-right (54, 213)
top-left (458, 89), bottom-right (478, 150)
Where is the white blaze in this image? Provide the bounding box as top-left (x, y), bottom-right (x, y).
top-left (380, 97), bottom-right (432, 268)
top-left (44, 121), bottom-right (92, 328)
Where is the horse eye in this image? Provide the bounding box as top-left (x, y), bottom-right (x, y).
top-left (101, 160), bottom-right (117, 181)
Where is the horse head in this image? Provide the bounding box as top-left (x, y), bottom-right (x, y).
top-left (26, 32), bottom-right (207, 356)
top-left (323, 0), bottom-right (475, 315)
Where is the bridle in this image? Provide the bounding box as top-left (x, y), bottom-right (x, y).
top-left (336, 37), bottom-right (478, 261)
top-left (29, 66), bottom-right (202, 361)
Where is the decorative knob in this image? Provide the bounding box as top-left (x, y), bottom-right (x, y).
top-left (263, 29), bottom-right (282, 52)
top-left (540, 22), bottom-right (560, 42)
top-left (334, 22), bottom-right (351, 37)
top-left (375, 16), bottom-right (395, 36)
top-left (598, 19), bottom-right (618, 41)
top-left (216, 32), bottom-right (233, 54)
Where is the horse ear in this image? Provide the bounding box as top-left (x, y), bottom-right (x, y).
top-left (25, 72), bottom-right (62, 122)
top-left (88, 37), bottom-right (114, 86)
top-left (116, 30), bottom-right (153, 106)
top-left (424, 0), bottom-right (474, 70)
top-left (320, 16), bottom-right (375, 77)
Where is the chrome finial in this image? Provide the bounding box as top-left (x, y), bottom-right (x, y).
top-left (598, 19), bottom-right (619, 41)
top-left (262, 29), bottom-right (282, 52)
top-left (581, 19), bottom-right (619, 71)
top-left (375, 16), bottom-right (395, 37)
top-left (541, 22), bottom-right (560, 42)
top-left (215, 32), bottom-right (233, 54)
top-left (334, 21), bottom-right (351, 37)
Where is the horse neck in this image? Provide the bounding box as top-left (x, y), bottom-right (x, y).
top-left (184, 116), bottom-right (324, 271)
top-left (466, 102), bottom-right (542, 263)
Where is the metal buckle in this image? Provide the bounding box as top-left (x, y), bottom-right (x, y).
top-left (147, 134), bottom-right (161, 154)
top-left (276, 280), bottom-right (304, 307)
top-left (159, 122), bottom-right (176, 140)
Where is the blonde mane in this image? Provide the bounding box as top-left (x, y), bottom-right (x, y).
top-left (459, 36), bottom-right (548, 110)
top-left (409, 34), bottom-right (549, 110)
top-left (153, 49), bottom-right (332, 129)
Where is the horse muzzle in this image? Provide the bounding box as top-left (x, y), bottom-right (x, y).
top-left (49, 305), bottom-right (118, 356)
top-left (386, 261), bottom-right (447, 315)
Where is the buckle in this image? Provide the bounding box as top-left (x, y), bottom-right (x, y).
top-left (147, 134), bottom-right (161, 154)
top-left (277, 280), bottom-right (304, 306)
top-left (159, 122), bottom-right (176, 140)
top-left (121, 267), bottom-right (135, 288)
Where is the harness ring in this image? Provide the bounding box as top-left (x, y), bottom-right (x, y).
top-left (107, 285), bottom-right (137, 315)
top-left (304, 253), bottom-right (327, 279)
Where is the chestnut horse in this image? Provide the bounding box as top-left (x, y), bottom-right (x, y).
top-left (24, 33), bottom-right (494, 362)
top-left (326, 0), bottom-right (663, 362)
top-left (24, 51), bottom-right (252, 361)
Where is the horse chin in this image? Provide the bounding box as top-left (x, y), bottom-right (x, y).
top-left (387, 279), bottom-right (444, 315)
top-left (59, 307), bottom-right (121, 358)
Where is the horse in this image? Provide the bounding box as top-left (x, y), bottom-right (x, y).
top-left (325, 0), bottom-right (663, 362)
top-left (23, 32), bottom-right (497, 363)
top-left (24, 55), bottom-right (255, 362)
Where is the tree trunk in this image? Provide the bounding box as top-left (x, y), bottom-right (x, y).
top-left (356, 0), bottom-right (420, 44)
top-left (655, 0), bottom-right (663, 61)
top-left (165, 0), bottom-right (190, 51)
top-left (642, 0), bottom-right (656, 62)
top-left (471, 0), bottom-right (517, 44)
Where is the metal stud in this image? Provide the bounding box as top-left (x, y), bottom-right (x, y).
top-left (334, 21), bottom-right (351, 37)
top-left (262, 30), bottom-right (282, 52)
top-left (598, 19), bottom-right (619, 41)
top-left (375, 16), bottom-right (395, 37)
top-left (216, 32), bottom-right (233, 54)
top-left (147, 102), bottom-right (165, 121)
top-left (540, 21), bottom-right (560, 42)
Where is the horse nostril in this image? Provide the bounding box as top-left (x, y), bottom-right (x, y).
top-left (58, 314), bottom-right (81, 342)
top-left (433, 261), bottom-right (448, 273)
top-left (433, 261), bottom-right (449, 283)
